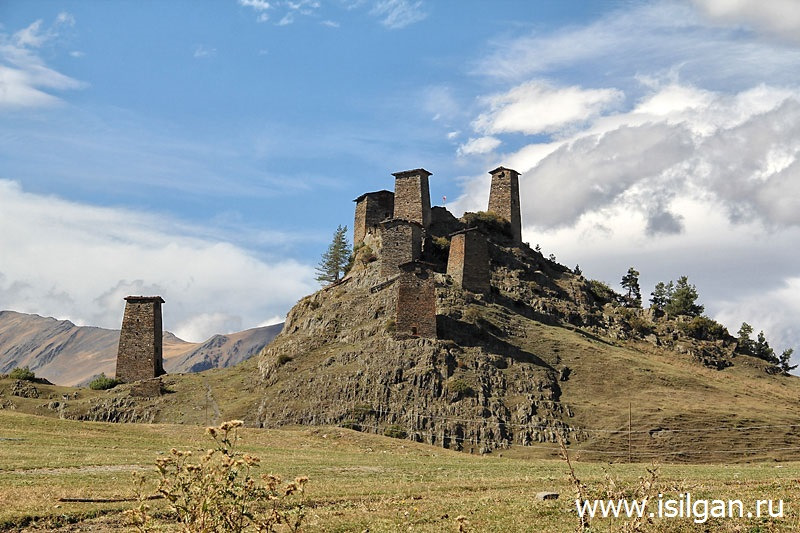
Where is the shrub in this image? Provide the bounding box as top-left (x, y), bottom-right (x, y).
top-left (128, 420), bottom-right (308, 532)
top-left (383, 424), bottom-right (407, 439)
top-left (588, 280), bottom-right (618, 304)
top-left (432, 236), bottom-right (450, 251)
top-left (276, 354), bottom-right (293, 366)
top-left (9, 366), bottom-right (35, 381)
top-left (384, 319), bottom-right (396, 333)
top-left (462, 211), bottom-right (511, 238)
top-left (679, 316), bottom-right (729, 341)
top-left (89, 373), bottom-right (120, 390)
top-left (447, 378), bottom-right (474, 397)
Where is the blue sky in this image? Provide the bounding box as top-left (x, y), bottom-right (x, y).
top-left (2, 1), bottom-right (800, 361)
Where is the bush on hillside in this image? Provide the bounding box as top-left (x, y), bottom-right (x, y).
top-left (89, 373), bottom-right (120, 390)
top-left (9, 366), bottom-right (35, 381)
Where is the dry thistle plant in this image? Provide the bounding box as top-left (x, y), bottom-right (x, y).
top-left (130, 420), bottom-right (308, 532)
top-left (557, 433), bottom-right (590, 532)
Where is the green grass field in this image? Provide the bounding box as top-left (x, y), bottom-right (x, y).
top-left (2, 411), bottom-right (799, 532)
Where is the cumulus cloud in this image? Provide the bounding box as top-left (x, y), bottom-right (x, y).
top-left (0, 15), bottom-right (86, 109)
top-left (0, 180), bottom-right (316, 342)
top-left (473, 81), bottom-right (623, 136)
top-left (457, 136), bottom-right (501, 156)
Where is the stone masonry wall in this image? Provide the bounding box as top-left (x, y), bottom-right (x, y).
top-left (447, 228), bottom-right (489, 293)
top-left (396, 262), bottom-right (437, 338)
top-left (392, 169), bottom-right (432, 229)
top-left (487, 166), bottom-right (521, 244)
top-left (353, 190), bottom-right (394, 245)
top-left (380, 219), bottom-right (422, 277)
top-left (115, 296), bottom-right (165, 382)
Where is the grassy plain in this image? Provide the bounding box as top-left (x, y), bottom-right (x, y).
top-left (2, 411), bottom-right (800, 532)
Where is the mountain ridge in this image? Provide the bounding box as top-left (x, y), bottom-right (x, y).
top-left (0, 310), bottom-right (282, 385)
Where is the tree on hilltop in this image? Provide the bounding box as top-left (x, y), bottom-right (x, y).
top-left (650, 281), bottom-right (673, 311)
top-left (315, 225), bottom-right (351, 285)
top-left (621, 267), bottom-right (642, 308)
top-left (737, 322), bottom-right (754, 355)
top-left (663, 276), bottom-right (704, 317)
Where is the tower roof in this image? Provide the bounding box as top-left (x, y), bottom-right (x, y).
top-left (124, 296), bottom-right (165, 303)
top-left (353, 189), bottom-right (394, 203)
top-left (392, 168), bottom-right (432, 179)
top-left (488, 166), bottom-right (519, 175)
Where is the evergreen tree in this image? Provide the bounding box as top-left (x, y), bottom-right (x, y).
top-left (752, 330), bottom-right (779, 364)
top-left (650, 281), bottom-right (672, 311)
top-left (737, 322), bottom-right (754, 355)
top-left (621, 267), bottom-right (642, 308)
top-left (574, 264), bottom-right (582, 276)
top-left (780, 348), bottom-right (797, 374)
top-left (315, 225), bottom-right (351, 285)
top-left (663, 275), bottom-right (704, 317)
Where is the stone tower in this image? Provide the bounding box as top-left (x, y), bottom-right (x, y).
top-left (487, 166), bottom-right (522, 244)
top-left (447, 228), bottom-right (490, 294)
top-left (380, 218), bottom-right (422, 276)
top-left (396, 261), bottom-right (437, 338)
top-left (353, 190), bottom-right (394, 246)
top-left (115, 296), bottom-right (165, 382)
top-left (392, 168), bottom-right (432, 230)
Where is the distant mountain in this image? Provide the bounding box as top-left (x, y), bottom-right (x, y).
top-left (0, 310), bottom-right (282, 386)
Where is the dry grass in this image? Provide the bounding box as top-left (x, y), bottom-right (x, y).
top-left (2, 411), bottom-right (800, 531)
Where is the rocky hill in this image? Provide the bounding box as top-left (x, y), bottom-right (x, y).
top-left (0, 310), bottom-right (281, 386)
top-left (251, 208), bottom-right (800, 459)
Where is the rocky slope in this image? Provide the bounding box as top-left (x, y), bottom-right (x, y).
top-left (0, 310), bottom-right (281, 385)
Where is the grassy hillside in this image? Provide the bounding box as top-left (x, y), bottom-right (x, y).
top-left (1, 411), bottom-right (799, 532)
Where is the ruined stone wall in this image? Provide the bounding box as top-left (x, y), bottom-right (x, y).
top-left (392, 169), bottom-right (432, 229)
top-left (380, 219), bottom-right (422, 277)
top-left (447, 229), bottom-right (490, 293)
top-left (353, 190), bottom-right (394, 245)
top-left (487, 166), bottom-right (521, 244)
top-left (396, 262), bottom-right (437, 338)
top-left (115, 296), bottom-right (165, 382)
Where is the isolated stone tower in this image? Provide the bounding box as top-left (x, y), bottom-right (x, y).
top-left (487, 166), bottom-right (521, 244)
top-left (380, 218), bottom-right (422, 276)
top-left (447, 228), bottom-right (490, 293)
top-left (353, 190), bottom-right (394, 245)
top-left (392, 168), bottom-right (432, 230)
top-left (396, 261), bottom-right (437, 338)
top-left (115, 296), bottom-right (165, 382)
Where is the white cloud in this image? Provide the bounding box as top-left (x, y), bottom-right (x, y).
top-left (0, 180), bottom-right (316, 342)
top-left (193, 45), bottom-right (217, 58)
top-left (457, 136), bottom-right (501, 156)
top-left (692, 0), bottom-right (800, 43)
top-left (371, 0), bottom-right (427, 29)
top-left (0, 15), bottom-right (86, 109)
top-left (472, 81), bottom-right (624, 136)
top-left (321, 20), bottom-right (340, 28)
top-left (239, 0), bottom-right (271, 11)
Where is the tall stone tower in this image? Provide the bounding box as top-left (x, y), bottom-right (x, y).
top-left (396, 261), bottom-right (437, 338)
top-left (487, 166), bottom-right (522, 245)
top-left (353, 190), bottom-right (394, 246)
top-left (115, 296), bottom-right (165, 382)
top-left (380, 218), bottom-right (422, 276)
top-left (392, 168), bottom-right (432, 230)
top-left (447, 228), bottom-right (490, 294)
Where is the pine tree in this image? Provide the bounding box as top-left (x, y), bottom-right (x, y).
top-left (620, 267), bottom-right (642, 308)
top-left (779, 348), bottom-right (797, 374)
top-left (650, 281), bottom-right (672, 311)
top-left (663, 275), bottom-right (703, 317)
top-left (737, 322), bottom-right (754, 355)
top-left (574, 264), bottom-right (582, 276)
top-left (315, 225), bottom-right (351, 285)
top-left (753, 330), bottom-right (778, 364)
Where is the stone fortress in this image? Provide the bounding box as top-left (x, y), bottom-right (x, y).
top-left (352, 166), bottom-right (522, 339)
top-left (113, 164), bottom-right (522, 384)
